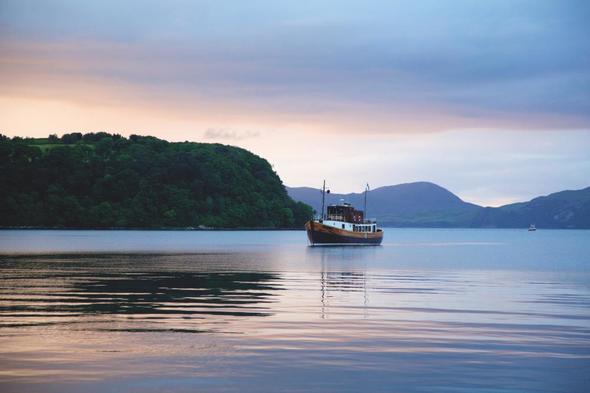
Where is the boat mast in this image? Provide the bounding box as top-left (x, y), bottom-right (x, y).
top-left (364, 183), bottom-right (369, 223)
top-left (321, 180), bottom-right (326, 220)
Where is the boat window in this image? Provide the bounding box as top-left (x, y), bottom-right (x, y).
top-left (342, 224), bottom-right (345, 229)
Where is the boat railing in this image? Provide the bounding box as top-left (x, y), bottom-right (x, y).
top-left (315, 215), bottom-right (377, 224)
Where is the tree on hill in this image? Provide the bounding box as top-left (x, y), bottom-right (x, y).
top-left (0, 133), bottom-right (313, 228)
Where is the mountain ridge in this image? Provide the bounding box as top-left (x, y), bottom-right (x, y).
top-left (287, 182), bottom-right (590, 229)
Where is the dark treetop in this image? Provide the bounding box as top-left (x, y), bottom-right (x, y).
top-left (0, 133), bottom-right (312, 228)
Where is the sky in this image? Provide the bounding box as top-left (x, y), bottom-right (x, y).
top-left (1, 0), bottom-right (589, 206)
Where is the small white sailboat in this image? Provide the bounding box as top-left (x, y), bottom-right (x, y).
top-left (528, 224), bottom-right (536, 231)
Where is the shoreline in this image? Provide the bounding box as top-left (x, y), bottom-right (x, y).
top-left (0, 226), bottom-right (306, 231)
top-left (0, 226), bottom-right (587, 231)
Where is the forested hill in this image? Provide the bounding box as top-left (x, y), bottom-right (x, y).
top-left (0, 133), bottom-right (313, 228)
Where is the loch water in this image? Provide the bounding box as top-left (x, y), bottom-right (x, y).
top-left (0, 229), bottom-right (589, 392)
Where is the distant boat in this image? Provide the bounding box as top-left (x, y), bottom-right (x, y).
top-left (305, 181), bottom-right (384, 245)
top-left (528, 224), bottom-right (536, 231)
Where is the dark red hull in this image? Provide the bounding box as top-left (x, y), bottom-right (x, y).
top-left (305, 221), bottom-right (383, 245)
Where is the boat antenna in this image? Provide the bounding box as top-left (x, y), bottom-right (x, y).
top-left (364, 183), bottom-right (370, 223)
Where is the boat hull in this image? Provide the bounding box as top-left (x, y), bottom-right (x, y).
top-left (305, 221), bottom-right (383, 245)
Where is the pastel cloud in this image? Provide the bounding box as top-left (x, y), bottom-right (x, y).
top-left (2, 0), bottom-right (589, 133)
top-left (0, 0), bottom-right (589, 204)
top-left (203, 128), bottom-right (260, 141)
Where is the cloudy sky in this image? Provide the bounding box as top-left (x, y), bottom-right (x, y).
top-left (1, 0), bottom-right (589, 206)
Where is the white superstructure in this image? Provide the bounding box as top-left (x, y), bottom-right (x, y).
top-left (320, 219), bottom-right (376, 233)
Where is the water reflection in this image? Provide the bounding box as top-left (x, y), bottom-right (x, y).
top-left (0, 255), bottom-right (281, 333)
top-left (68, 271), bottom-right (279, 316)
top-left (1, 237), bottom-right (589, 392)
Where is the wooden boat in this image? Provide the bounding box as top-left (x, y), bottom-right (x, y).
top-left (305, 182), bottom-right (384, 245)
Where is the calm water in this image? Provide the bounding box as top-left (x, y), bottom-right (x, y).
top-left (0, 229), bottom-right (589, 392)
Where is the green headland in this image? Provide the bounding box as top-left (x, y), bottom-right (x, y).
top-left (0, 133), bottom-right (313, 229)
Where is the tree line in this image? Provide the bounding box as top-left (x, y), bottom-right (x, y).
top-left (0, 133), bottom-right (313, 228)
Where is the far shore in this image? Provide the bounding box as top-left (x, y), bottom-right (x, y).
top-left (0, 226), bottom-right (306, 231)
top-left (1, 226), bottom-right (586, 231)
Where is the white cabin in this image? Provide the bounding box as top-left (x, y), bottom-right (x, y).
top-left (316, 202), bottom-right (377, 233)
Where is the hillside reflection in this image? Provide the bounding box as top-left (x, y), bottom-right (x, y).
top-left (65, 271), bottom-right (282, 317)
top-left (0, 256), bottom-right (284, 333)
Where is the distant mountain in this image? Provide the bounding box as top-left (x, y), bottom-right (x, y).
top-left (472, 187), bottom-right (590, 229)
top-left (286, 182), bottom-right (590, 229)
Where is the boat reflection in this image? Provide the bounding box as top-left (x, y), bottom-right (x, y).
top-left (308, 246), bottom-right (373, 319)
